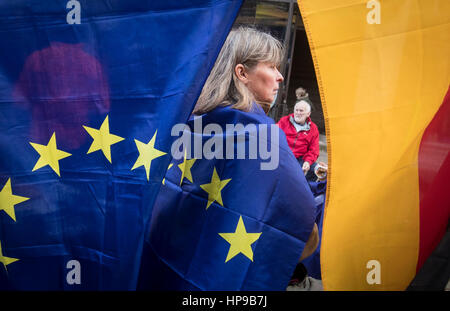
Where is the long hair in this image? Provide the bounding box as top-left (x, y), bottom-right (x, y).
top-left (193, 27), bottom-right (283, 114)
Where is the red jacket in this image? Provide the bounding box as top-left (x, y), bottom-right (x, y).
top-left (277, 114), bottom-right (319, 164)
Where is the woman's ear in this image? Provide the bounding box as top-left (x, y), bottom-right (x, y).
top-left (234, 64), bottom-right (248, 84)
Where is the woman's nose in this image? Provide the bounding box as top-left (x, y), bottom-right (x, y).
top-left (276, 69), bottom-right (284, 82)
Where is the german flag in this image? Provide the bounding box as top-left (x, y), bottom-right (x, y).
top-left (298, 0), bottom-right (450, 290)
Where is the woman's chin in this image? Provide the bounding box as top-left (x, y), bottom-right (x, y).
top-left (262, 97), bottom-right (273, 104)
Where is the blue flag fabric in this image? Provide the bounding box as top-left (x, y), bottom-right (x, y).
top-left (0, 0), bottom-right (243, 290)
top-left (137, 104), bottom-right (317, 290)
top-left (302, 180), bottom-right (327, 280)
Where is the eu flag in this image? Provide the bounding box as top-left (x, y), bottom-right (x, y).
top-left (0, 0), bottom-right (243, 290)
top-left (137, 104), bottom-right (317, 290)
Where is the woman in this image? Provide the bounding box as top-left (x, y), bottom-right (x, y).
top-left (138, 27), bottom-right (318, 290)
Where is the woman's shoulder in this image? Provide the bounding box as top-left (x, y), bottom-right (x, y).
top-left (202, 104), bottom-right (274, 126)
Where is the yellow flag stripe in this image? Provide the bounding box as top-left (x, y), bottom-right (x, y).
top-left (298, 0), bottom-right (450, 290)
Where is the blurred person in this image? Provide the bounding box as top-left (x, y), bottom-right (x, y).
top-left (295, 87), bottom-right (309, 101)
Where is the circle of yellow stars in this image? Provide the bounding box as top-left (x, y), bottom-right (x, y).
top-left (0, 114), bottom-right (169, 270)
top-left (1, 114), bottom-right (263, 271)
top-left (27, 115), bottom-right (166, 181)
top-left (164, 151), bottom-right (262, 264)
top-left (0, 178), bottom-right (28, 270)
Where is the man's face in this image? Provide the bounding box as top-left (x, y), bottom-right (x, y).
top-left (294, 101), bottom-right (311, 124)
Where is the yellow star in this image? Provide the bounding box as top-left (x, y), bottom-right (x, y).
top-left (0, 241), bottom-right (19, 270)
top-left (162, 163), bottom-right (174, 185)
top-left (131, 130), bottom-right (167, 181)
top-left (0, 178), bottom-right (29, 222)
top-left (178, 150), bottom-right (196, 185)
top-left (83, 115), bottom-right (124, 163)
top-left (199, 167), bottom-right (231, 209)
top-left (30, 132), bottom-right (71, 177)
top-left (219, 216), bottom-right (262, 263)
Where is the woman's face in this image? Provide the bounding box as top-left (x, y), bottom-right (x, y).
top-left (245, 62), bottom-right (284, 103)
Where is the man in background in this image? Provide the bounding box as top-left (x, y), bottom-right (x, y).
top-left (277, 99), bottom-right (319, 181)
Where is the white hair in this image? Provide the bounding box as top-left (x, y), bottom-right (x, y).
top-left (294, 100), bottom-right (311, 113)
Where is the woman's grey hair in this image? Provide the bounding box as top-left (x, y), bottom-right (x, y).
top-left (193, 27), bottom-right (284, 114)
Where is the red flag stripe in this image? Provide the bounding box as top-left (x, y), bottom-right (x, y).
top-left (417, 85), bottom-right (450, 271)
